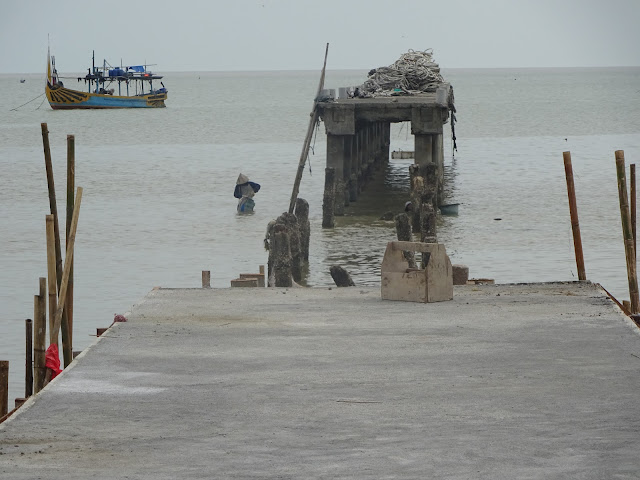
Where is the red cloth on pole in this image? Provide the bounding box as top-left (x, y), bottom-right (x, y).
top-left (45, 344), bottom-right (62, 379)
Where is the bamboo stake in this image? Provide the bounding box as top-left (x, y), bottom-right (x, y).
top-left (562, 152), bottom-right (586, 280)
top-left (33, 277), bottom-right (47, 393)
top-left (0, 361), bottom-right (7, 417)
top-left (41, 123), bottom-right (72, 366)
top-left (51, 187), bottom-right (83, 346)
top-left (615, 150), bottom-right (639, 313)
top-left (631, 164), bottom-right (636, 260)
top-left (288, 43), bottom-right (330, 214)
top-left (46, 215), bottom-right (57, 346)
top-left (25, 319), bottom-right (33, 398)
top-left (66, 134), bottom-right (75, 352)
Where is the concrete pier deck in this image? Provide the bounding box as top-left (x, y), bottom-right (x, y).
top-left (2, 282), bottom-right (640, 478)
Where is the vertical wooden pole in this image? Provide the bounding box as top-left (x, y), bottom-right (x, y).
top-left (631, 164), bottom-right (636, 259)
top-left (66, 134), bottom-right (75, 352)
top-left (25, 319), bottom-right (33, 398)
top-left (615, 150), bottom-right (639, 313)
top-left (202, 270), bottom-right (211, 288)
top-left (34, 277), bottom-right (46, 393)
top-left (46, 215), bottom-right (58, 347)
top-left (563, 152), bottom-right (586, 280)
top-left (0, 361), bottom-right (8, 417)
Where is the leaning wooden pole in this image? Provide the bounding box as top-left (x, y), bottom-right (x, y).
top-left (288, 43), bottom-right (329, 214)
top-left (0, 361), bottom-right (8, 417)
top-left (631, 164), bottom-right (636, 260)
top-left (615, 150), bottom-right (639, 313)
top-left (66, 134), bottom-right (75, 351)
top-left (562, 152), bottom-right (586, 280)
top-left (33, 277), bottom-right (47, 393)
top-left (51, 187), bottom-right (83, 348)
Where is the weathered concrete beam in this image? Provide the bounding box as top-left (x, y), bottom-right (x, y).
top-left (411, 107), bottom-right (444, 135)
top-left (322, 104), bottom-right (355, 135)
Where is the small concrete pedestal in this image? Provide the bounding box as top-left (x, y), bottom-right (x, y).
top-left (381, 241), bottom-right (453, 303)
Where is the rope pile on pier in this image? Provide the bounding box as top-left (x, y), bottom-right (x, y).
top-left (355, 49), bottom-right (444, 98)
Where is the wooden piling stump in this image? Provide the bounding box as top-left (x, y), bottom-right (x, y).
top-left (330, 266), bottom-right (355, 287)
top-left (452, 264), bottom-right (469, 285)
top-left (202, 270), bottom-right (211, 288)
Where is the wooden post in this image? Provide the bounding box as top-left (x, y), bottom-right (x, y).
top-left (25, 319), bottom-right (33, 398)
top-left (631, 164), bottom-right (636, 259)
top-left (66, 134), bottom-right (75, 351)
top-left (34, 277), bottom-right (46, 393)
top-left (46, 215), bottom-right (58, 347)
top-left (615, 150), bottom-right (639, 313)
top-left (51, 188), bottom-right (83, 349)
top-left (202, 270), bottom-right (211, 288)
top-left (563, 152), bottom-right (586, 280)
top-left (0, 361), bottom-right (8, 417)
top-left (289, 43), bottom-right (329, 214)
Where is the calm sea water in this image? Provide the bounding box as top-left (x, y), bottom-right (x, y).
top-left (1, 67), bottom-right (639, 402)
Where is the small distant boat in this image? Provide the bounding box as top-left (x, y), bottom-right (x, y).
top-left (19, 79), bottom-right (26, 83)
top-left (438, 203), bottom-right (459, 215)
top-left (391, 150), bottom-right (415, 159)
top-left (45, 48), bottom-right (167, 109)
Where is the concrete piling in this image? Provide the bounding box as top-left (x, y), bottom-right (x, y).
top-left (272, 224), bottom-right (293, 287)
top-left (295, 198), bottom-right (310, 262)
top-left (395, 213), bottom-right (417, 269)
top-left (322, 167), bottom-right (336, 229)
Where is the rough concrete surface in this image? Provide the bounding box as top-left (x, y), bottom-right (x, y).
top-left (1, 282), bottom-right (640, 479)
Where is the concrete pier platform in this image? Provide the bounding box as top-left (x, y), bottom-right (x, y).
top-left (2, 282), bottom-right (640, 478)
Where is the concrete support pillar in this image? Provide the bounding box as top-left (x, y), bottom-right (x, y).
top-left (344, 136), bottom-right (354, 207)
top-left (382, 122), bottom-right (391, 164)
top-left (327, 134), bottom-right (346, 216)
top-left (433, 133), bottom-right (445, 203)
top-left (414, 134), bottom-right (434, 166)
top-left (322, 167), bottom-right (336, 228)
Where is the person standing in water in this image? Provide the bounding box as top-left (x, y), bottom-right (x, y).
top-left (234, 173), bottom-right (261, 213)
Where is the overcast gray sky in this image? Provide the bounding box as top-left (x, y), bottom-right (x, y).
top-left (1, 0), bottom-right (639, 73)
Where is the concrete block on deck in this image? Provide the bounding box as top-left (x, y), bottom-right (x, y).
top-left (381, 241), bottom-right (453, 303)
top-left (239, 273), bottom-right (265, 288)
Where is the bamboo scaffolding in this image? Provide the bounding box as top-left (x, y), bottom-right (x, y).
top-left (615, 150), bottom-right (639, 313)
top-left (562, 152), bottom-right (586, 280)
top-left (288, 43), bottom-right (329, 214)
top-left (41, 123), bottom-right (72, 367)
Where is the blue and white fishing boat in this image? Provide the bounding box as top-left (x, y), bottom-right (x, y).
top-left (45, 48), bottom-right (167, 109)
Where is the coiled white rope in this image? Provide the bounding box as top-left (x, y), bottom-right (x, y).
top-left (356, 49), bottom-right (445, 98)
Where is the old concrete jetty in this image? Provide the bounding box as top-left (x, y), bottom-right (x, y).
top-left (2, 281), bottom-right (640, 478)
top-left (317, 89), bottom-right (451, 227)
